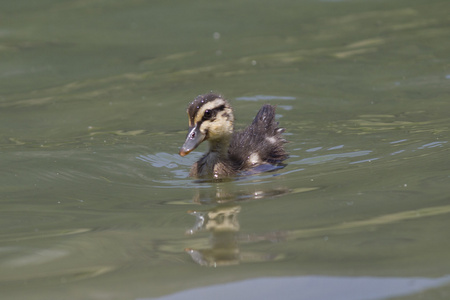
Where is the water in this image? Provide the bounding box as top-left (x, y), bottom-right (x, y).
top-left (1, 0), bottom-right (449, 299)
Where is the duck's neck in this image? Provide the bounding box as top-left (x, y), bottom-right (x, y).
top-left (208, 135), bottom-right (231, 158)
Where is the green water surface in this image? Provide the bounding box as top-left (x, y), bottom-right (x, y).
top-left (1, 0), bottom-right (449, 299)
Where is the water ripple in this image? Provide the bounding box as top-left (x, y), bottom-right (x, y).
top-left (417, 141), bottom-right (447, 149)
top-left (290, 150), bottom-right (372, 165)
top-left (235, 95), bottom-right (296, 101)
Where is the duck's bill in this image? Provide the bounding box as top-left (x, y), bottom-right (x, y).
top-left (179, 125), bottom-right (205, 156)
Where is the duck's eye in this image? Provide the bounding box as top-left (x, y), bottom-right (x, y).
top-left (203, 109), bottom-right (212, 120)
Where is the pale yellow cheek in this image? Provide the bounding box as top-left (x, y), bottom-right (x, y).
top-left (199, 121), bottom-right (210, 134)
top-left (210, 120), bottom-right (232, 137)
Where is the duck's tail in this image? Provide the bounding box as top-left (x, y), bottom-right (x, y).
top-left (230, 105), bottom-right (289, 169)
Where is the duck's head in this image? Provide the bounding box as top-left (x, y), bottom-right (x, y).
top-left (180, 93), bottom-right (234, 156)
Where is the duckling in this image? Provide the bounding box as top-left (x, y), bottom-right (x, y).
top-left (179, 93), bottom-right (288, 178)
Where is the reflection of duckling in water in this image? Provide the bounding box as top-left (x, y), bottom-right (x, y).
top-left (185, 205), bottom-right (288, 267)
top-left (179, 93), bottom-right (289, 178)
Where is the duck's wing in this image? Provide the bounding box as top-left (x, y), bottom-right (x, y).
top-left (229, 105), bottom-right (288, 170)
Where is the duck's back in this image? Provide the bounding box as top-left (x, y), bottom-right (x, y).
top-left (229, 105), bottom-right (288, 171)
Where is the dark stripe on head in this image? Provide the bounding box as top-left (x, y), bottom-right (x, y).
top-left (202, 104), bottom-right (226, 121)
top-left (188, 93), bottom-right (221, 117)
top-left (187, 93), bottom-right (228, 125)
